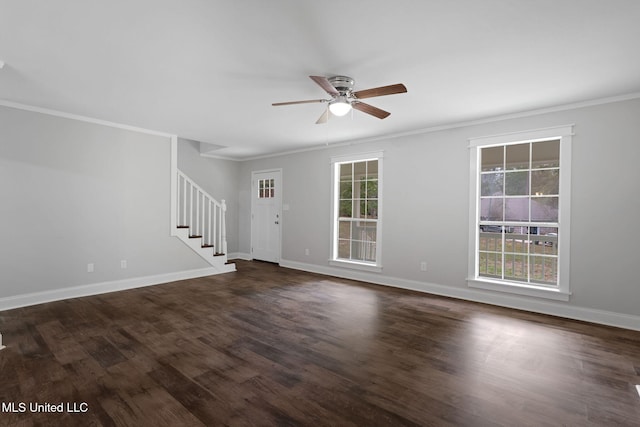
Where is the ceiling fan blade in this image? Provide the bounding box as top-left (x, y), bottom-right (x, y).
top-left (352, 102), bottom-right (391, 119)
top-left (272, 99), bottom-right (326, 106)
top-left (316, 108), bottom-right (329, 124)
top-left (309, 76), bottom-right (339, 96)
top-left (353, 83), bottom-right (407, 99)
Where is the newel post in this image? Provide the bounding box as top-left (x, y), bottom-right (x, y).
top-left (221, 199), bottom-right (228, 255)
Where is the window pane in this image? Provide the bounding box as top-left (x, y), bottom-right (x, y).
top-left (363, 224), bottom-right (377, 244)
top-left (339, 200), bottom-right (352, 217)
top-left (505, 232), bottom-right (528, 254)
top-left (366, 200), bottom-right (378, 219)
top-left (532, 234), bottom-right (558, 255)
top-left (505, 197), bottom-right (529, 221)
top-left (350, 222), bottom-right (377, 262)
top-left (531, 256), bottom-right (557, 284)
top-left (364, 179), bottom-right (378, 199)
top-left (506, 143), bottom-right (529, 170)
top-left (338, 220), bottom-right (351, 240)
top-left (354, 161), bottom-right (366, 176)
top-left (364, 242), bottom-right (377, 262)
top-left (481, 146), bottom-right (503, 171)
top-left (340, 163), bottom-right (352, 181)
top-left (532, 139), bottom-right (560, 168)
top-left (481, 173), bottom-right (503, 196)
top-left (531, 197), bottom-right (558, 222)
top-left (531, 169), bottom-right (559, 196)
top-left (366, 160), bottom-right (378, 178)
top-left (509, 225), bottom-right (527, 235)
top-left (479, 252), bottom-right (502, 278)
top-left (504, 253), bottom-right (528, 280)
top-left (351, 240), bottom-right (377, 262)
top-left (340, 181), bottom-right (352, 198)
top-left (351, 220), bottom-right (375, 240)
top-left (505, 171), bottom-right (529, 195)
top-left (479, 229), bottom-right (503, 252)
top-left (532, 227), bottom-right (558, 255)
top-left (480, 198), bottom-right (503, 221)
top-left (338, 239), bottom-right (350, 258)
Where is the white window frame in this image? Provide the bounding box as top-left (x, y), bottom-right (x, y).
top-left (467, 125), bottom-right (573, 301)
top-left (330, 151), bottom-right (384, 273)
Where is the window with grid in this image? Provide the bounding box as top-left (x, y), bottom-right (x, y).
top-left (258, 178), bottom-right (275, 198)
top-left (331, 153), bottom-right (383, 271)
top-left (468, 126), bottom-right (572, 300)
top-left (479, 140), bottom-right (560, 284)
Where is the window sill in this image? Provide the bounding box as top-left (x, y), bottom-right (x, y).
top-left (329, 259), bottom-right (382, 273)
top-left (467, 277), bottom-right (571, 301)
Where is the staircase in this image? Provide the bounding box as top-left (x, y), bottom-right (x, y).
top-left (173, 170), bottom-right (235, 274)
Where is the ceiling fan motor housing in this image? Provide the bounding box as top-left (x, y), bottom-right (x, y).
top-left (328, 76), bottom-right (355, 95)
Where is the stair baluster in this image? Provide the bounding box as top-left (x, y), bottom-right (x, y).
top-left (174, 170), bottom-right (230, 269)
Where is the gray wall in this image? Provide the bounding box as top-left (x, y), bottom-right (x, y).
top-left (2, 97), bottom-right (638, 321)
top-left (177, 140), bottom-right (240, 253)
top-left (239, 98), bottom-right (640, 317)
top-left (0, 106), bottom-right (208, 299)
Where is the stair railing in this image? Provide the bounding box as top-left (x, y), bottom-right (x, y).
top-left (176, 170), bottom-right (227, 254)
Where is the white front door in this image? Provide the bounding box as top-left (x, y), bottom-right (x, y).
top-left (251, 170), bottom-right (282, 263)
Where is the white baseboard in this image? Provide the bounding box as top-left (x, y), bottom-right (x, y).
top-left (279, 259), bottom-right (640, 332)
top-left (0, 267), bottom-right (224, 312)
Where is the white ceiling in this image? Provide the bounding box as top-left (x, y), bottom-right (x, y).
top-left (1, 0), bottom-right (640, 160)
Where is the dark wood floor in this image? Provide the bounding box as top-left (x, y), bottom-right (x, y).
top-left (1, 260), bottom-right (639, 426)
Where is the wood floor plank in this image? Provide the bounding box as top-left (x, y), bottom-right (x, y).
top-left (1, 259), bottom-right (639, 426)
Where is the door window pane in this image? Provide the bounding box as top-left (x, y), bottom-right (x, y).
top-left (258, 179), bottom-right (275, 198)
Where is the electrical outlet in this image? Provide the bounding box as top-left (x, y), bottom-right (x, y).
top-left (87, 263), bottom-right (94, 273)
top-left (420, 261), bottom-right (427, 271)
top-left (120, 260), bottom-right (127, 269)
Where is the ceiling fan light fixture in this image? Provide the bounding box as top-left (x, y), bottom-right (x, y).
top-left (272, 75), bottom-right (406, 123)
top-left (329, 96), bottom-right (352, 116)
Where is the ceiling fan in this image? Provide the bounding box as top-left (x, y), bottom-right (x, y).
top-left (272, 75), bottom-right (407, 124)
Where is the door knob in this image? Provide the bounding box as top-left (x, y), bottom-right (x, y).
top-left (275, 221), bottom-right (279, 225)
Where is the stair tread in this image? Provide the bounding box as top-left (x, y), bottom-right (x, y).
top-left (177, 225), bottom-right (189, 229)
top-left (201, 244), bottom-right (214, 248)
top-left (189, 235), bottom-right (203, 239)
top-left (214, 253), bottom-right (225, 257)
